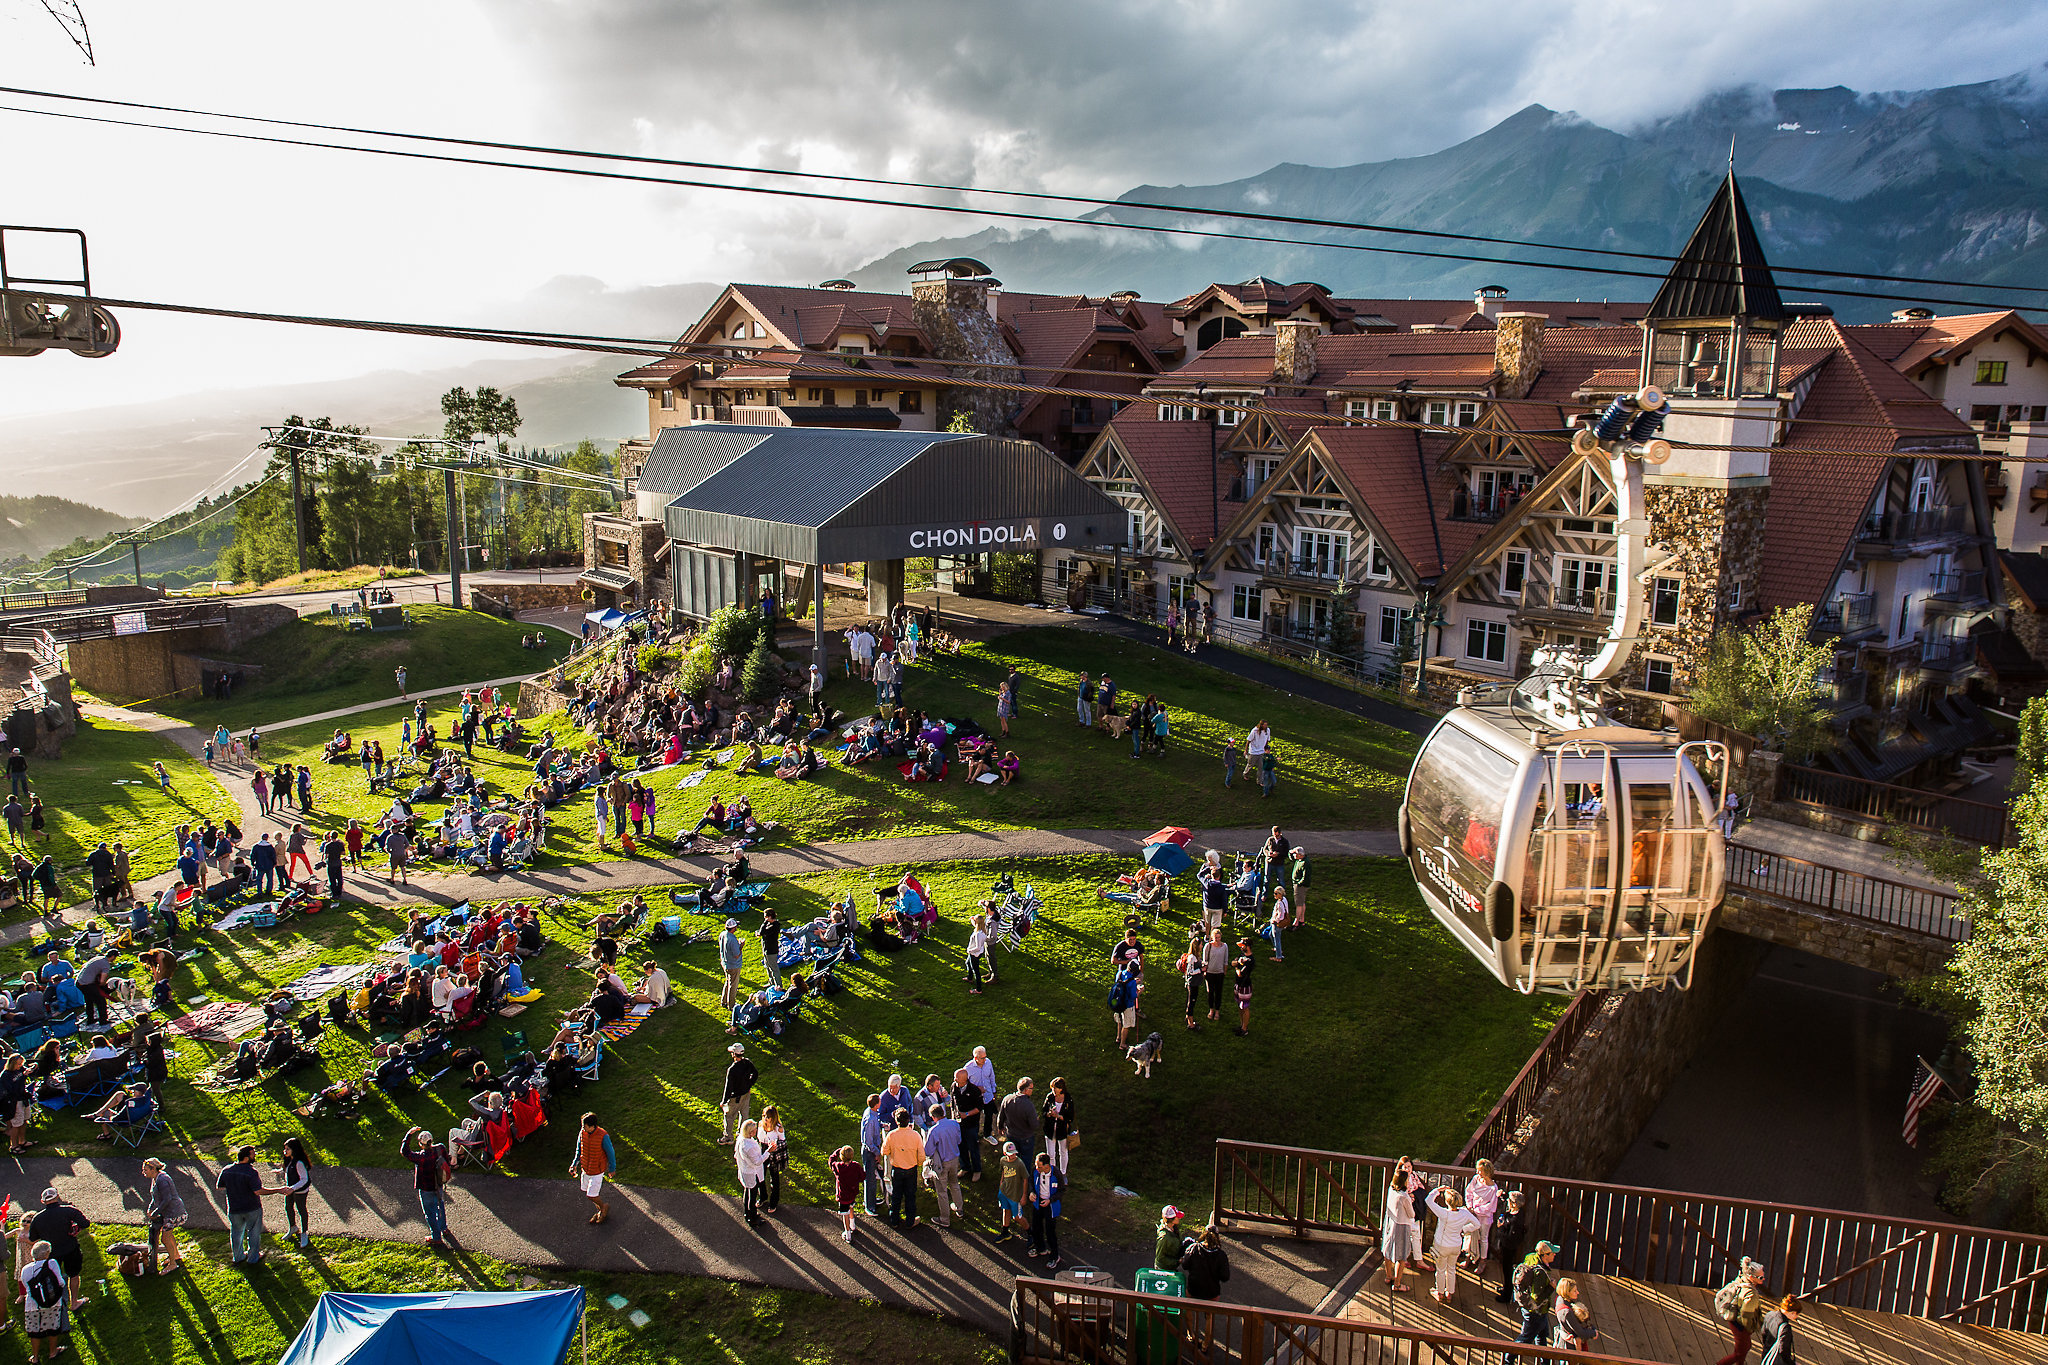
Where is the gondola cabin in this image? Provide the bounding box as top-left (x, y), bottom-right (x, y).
top-left (1401, 706), bottom-right (1726, 995)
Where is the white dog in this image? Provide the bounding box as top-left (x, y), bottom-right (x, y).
top-left (1125, 1031), bottom-right (1165, 1079)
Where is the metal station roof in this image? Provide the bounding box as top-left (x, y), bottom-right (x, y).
top-left (646, 424), bottom-right (1127, 563)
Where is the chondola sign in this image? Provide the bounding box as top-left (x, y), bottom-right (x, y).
top-left (906, 520), bottom-right (1052, 551)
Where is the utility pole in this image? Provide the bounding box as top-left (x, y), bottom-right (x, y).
top-left (444, 466), bottom-right (463, 607)
top-left (288, 443), bottom-right (307, 575)
top-left (457, 461), bottom-right (471, 573)
top-left (130, 538), bottom-right (142, 587)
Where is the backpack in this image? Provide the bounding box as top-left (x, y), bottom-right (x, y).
top-left (1513, 1261), bottom-right (1550, 1315)
top-left (435, 1145), bottom-right (456, 1184)
top-left (26, 1260), bottom-right (64, 1308)
top-left (1713, 1279), bottom-right (1745, 1324)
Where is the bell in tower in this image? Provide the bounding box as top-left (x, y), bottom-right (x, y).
top-left (1641, 168), bottom-right (1786, 401)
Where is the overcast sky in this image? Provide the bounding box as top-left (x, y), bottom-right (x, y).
top-left (3, 0), bottom-right (2044, 426)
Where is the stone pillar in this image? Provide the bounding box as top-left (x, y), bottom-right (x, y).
top-left (1491, 312), bottom-right (1547, 400)
top-left (866, 559), bottom-right (905, 618)
top-left (1273, 319), bottom-right (1319, 388)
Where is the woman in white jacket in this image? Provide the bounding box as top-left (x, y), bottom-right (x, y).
top-left (734, 1118), bottom-right (766, 1228)
top-left (1424, 1185), bottom-right (1486, 1304)
top-left (1380, 1161), bottom-right (1421, 1292)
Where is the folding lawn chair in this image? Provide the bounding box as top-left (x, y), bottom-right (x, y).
top-left (111, 1097), bottom-right (165, 1149)
top-left (451, 1131), bottom-right (493, 1173)
top-left (573, 1037), bottom-right (604, 1084)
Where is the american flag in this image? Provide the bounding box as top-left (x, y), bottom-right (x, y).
top-left (1903, 1059), bottom-right (1949, 1147)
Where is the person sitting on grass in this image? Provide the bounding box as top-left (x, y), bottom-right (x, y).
top-left (776, 743), bottom-right (823, 783)
top-left (963, 747), bottom-right (996, 782)
top-left (998, 751), bottom-right (1022, 785)
top-left (908, 739), bottom-right (945, 783)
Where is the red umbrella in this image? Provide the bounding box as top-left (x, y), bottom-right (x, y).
top-left (1142, 826), bottom-right (1192, 848)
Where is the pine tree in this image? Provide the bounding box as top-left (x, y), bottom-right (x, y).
top-left (741, 635), bottom-right (781, 702)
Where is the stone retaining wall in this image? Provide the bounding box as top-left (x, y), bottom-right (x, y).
top-left (1496, 930), bottom-right (1769, 1181)
top-left (518, 678), bottom-right (573, 720)
top-left (485, 582), bottom-right (589, 611)
top-left (1719, 891), bottom-right (1953, 979)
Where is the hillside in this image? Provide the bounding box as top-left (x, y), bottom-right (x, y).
top-left (845, 69), bottom-right (2048, 319)
top-left (0, 495), bottom-right (135, 562)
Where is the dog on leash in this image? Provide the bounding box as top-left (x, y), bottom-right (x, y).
top-left (1125, 1031), bottom-right (1165, 1078)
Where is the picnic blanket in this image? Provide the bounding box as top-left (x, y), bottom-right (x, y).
top-left (282, 962), bottom-right (380, 1002)
top-left (598, 1004), bottom-right (655, 1042)
top-left (676, 770), bottom-right (710, 790)
top-left (165, 1000), bottom-right (266, 1042)
top-left (210, 901), bottom-right (280, 934)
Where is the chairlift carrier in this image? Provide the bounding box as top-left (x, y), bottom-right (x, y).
top-left (1398, 389), bottom-right (1729, 994)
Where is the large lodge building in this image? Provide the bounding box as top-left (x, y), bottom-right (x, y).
top-left (592, 176), bottom-right (2032, 785)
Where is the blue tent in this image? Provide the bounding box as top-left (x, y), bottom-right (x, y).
top-left (583, 608), bottom-right (627, 630)
top-left (278, 1289), bottom-right (585, 1365)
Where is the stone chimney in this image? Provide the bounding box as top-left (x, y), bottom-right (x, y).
top-left (1273, 319), bottom-right (1319, 388)
top-left (1491, 311), bottom-right (1547, 401)
top-left (910, 276), bottom-right (1023, 434)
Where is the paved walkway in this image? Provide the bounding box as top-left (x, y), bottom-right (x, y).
top-left (11, 1154), bottom-right (1355, 1333)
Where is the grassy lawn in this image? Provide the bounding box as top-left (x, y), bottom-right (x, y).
top-left (34, 857), bottom-right (1556, 1240)
top-left (153, 606), bottom-right (564, 731)
top-left (8, 715), bottom-right (240, 921)
top-left (57, 1226), bottom-right (1000, 1364)
top-left (251, 628), bottom-right (1417, 872)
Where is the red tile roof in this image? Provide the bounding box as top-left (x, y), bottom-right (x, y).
top-left (1166, 278), bottom-right (1352, 322)
top-left (1847, 311), bottom-right (2048, 376)
top-left (1332, 298), bottom-right (1646, 332)
top-left (1006, 305), bottom-right (1162, 427)
top-left (1100, 405), bottom-right (1238, 553)
top-left (1309, 426), bottom-right (1483, 580)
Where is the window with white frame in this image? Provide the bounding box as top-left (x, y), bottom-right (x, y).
top-left (1345, 400), bottom-right (1370, 420)
top-left (1466, 618), bottom-right (1508, 664)
top-left (1911, 458), bottom-right (1938, 512)
top-left (1365, 539), bottom-right (1393, 580)
top-left (1294, 596), bottom-right (1331, 638)
top-left (1053, 557), bottom-right (1078, 587)
top-left (1379, 605), bottom-right (1414, 647)
top-left (1168, 574), bottom-right (1196, 606)
top-left (1501, 549), bottom-right (1527, 596)
top-left (1651, 576), bottom-right (1682, 627)
top-left (1246, 457), bottom-right (1280, 496)
top-left (1157, 402), bottom-right (1200, 421)
top-left (1455, 401), bottom-right (1480, 427)
top-left (1425, 400), bottom-right (1450, 427)
top-left (1127, 510), bottom-right (1148, 553)
top-left (1373, 399), bottom-right (1397, 422)
top-left (1294, 529), bottom-right (1349, 578)
top-left (1231, 584), bottom-right (1260, 620)
top-left (1217, 401), bottom-right (1247, 427)
top-left (1644, 657), bottom-right (1676, 694)
top-left (1556, 556), bottom-right (1613, 609)
top-left (1254, 524), bottom-right (1277, 567)
top-left (658, 389), bottom-right (676, 410)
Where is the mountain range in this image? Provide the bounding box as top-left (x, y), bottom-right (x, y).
top-left (846, 68), bottom-right (2048, 317)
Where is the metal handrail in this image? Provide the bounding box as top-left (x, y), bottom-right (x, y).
top-left (1210, 1140), bottom-right (2048, 1329)
top-left (1778, 762), bottom-right (2010, 847)
top-left (1725, 839), bottom-right (1965, 941)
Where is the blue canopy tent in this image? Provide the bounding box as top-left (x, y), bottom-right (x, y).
top-left (277, 1288), bottom-right (585, 1365)
top-left (582, 608), bottom-right (628, 631)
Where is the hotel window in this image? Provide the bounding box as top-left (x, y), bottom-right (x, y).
top-left (1293, 529), bottom-right (1349, 578)
top-left (1644, 657), bottom-right (1676, 694)
top-left (1217, 401), bottom-right (1246, 427)
top-left (1651, 576), bottom-right (1682, 627)
top-left (1246, 457), bottom-right (1280, 495)
top-left (1168, 574), bottom-right (1196, 606)
top-left (899, 390), bottom-right (922, 414)
top-left (1500, 549), bottom-right (1527, 596)
top-left (1127, 510), bottom-right (1148, 553)
top-left (1379, 605), bottom-right (1413, 647)
top-left (1054, 558), bottom-right (1078, 587)
top-left (838, 344), bottom-right (865, 356)
top-left (1466, 619), bottom-right (1508, 664)
top-left (1254, 524), bottom-right (1277, 566)
top-left (1976, 360), bottom-right (2008, 385)
top-left (1232, 584), bottom-right (1260, 620)
top-left (1425, 400), bottom-right (1450, 427)
top-left (1455, 401), bottom-right (1480, 427)
top-left (1345, 400), bottom-right (1372, 420)
top-left (1373, 400), bottom-right (1396, 422)
top-left (854, 390), bottom-right (869, 407)
top-left (1366, 541), bottom-right (1393, 580)
top-left (1158, 402), bottom-right (1199, 421)
top-left (658, 389), bottom-right (675, 410)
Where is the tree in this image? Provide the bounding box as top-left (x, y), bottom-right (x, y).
top-left (441, 386), bottom-right (522, 453)
top-left (1325, 582), bottom-right (1359, 659)
top-left (945, 411), bottom-right (978, 434)
top-left (1687, 604), bottom-right (1838, 759)
top-left (741, 634), bottom-right (781, 701)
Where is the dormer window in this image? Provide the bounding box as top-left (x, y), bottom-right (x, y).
top-left (1425, 400), bottom-right (1450, 427)
top-left (1217, 401), bottom-right (1247, 427)
top-left (1455, 401), bottom-right (1480, 427)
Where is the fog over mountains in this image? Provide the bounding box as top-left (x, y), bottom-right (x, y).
top-left (849, 69), bottom-right (2048, 313)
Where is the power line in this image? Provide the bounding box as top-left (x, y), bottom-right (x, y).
top-left (6, 100), bottom-right (2047, 317)
top-left (5, 83), bottom-right (2045, 300)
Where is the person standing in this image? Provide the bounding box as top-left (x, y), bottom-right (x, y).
top-left (295, 764), bottom-right (313, 814)
top-left (1231, 939), bottom-right (1255, 1036)
top-left (998, 1075), bottom-right (1039, 1163)
top-left (1155, 1205), bottom-right (1189, 1274)
top-left (1506, 1241), bottom-right (1561, 1365)
top-left (1289, 847), bottom-right (1310, 926)
top-left (963, 912), bottom-right (990, 995)
top-left (881, 1111), bottom-right (924, 1231)
top-left (395, 666), bottom-right (408, 699)
top-left (735, 1117), bottom-right (765, 1227)
top-left (1553, 1278), bottom-right (1595, 1353)
top-left (345, 819), bottom-right (365, 869)
top-left (1041, 1077), bottom-right (1076, 1177)
top-left (1424, 1185), bottom-right (1484, 1304)
top-left (401, 1127), bottom-right (451, 1249)
top-left (252, 830), bottom-right (277, 893)
top-left (1381, 1165), bottom-right (1420, 1292)
top-left (1075, 672), bottom-right (1094, 728)
top-left (25, 1190), bottom-right (90, 1309)
top-left (1268, 890), bottom-right (1289, 963)
top-left (995, 676), bottom-right (1015, 738)
top-left (1202, 928), bottom-right (1230, 1023)
top-left (1464, 1159), bottom-right (1502, 1270)
top-left (829, 1145), bottom-right (863, 1243)
top-left (1108, 961), bottom-right (1138, 1048)
top-left (575, 1112), bottom-right (617, 1225)
top-left (385, 825), bottom-right (411, 886)
top-left (759, 908), bottom-right (782, 992)
top-left (719, 1042), bottom-right (757, 1142)
top-left (285, 823), bottom-right (313, 881)
top-left (142, 1156), bottom-right (187, 1273)
top-left (1712, 1258), bottom-right (1771, 1365)
top-left (1180, 1225), bottom-right (1232, 1351)
top-left (75, 950), bottom-right (112, 1027)
top-left (757, 1105), bottom-right (788, 1214)
top-left (1260, 744), bottom-right (1279, 798)
top-left (1758, 1296), bottom-right (1802, 1365)
top-left (1026, 1152), bottom-right (1065, 1270)
top-left (322, 831), bottom-right (346, 904)
top-left (276, 1138), bottom-right (315, 1250)
top-left (859, 1093), bottom-right (886, 1216)
top-left (719, 919), bottom-right (745, 1016)
top-left (950, 1068), bottom-right (985, 1182)
top-left (4, 748), bottom-right (26, 800)
top-left (592, 785), bottom-right (609, 854)
top-left (217, 1145), bottom-right (268, 1266)
top-left (924, 1102), bottom-right (962, 1228)
top-left (18, 1239), bottom-right (70, 1363)
top-left (994, 1140), bottom-right (1028, 1243)
top-left (1493, 1190), bottom-right (1529, 1303)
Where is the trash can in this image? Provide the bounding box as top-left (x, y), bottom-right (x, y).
top-left (1131, 1269), bottom-right (1185, 1363)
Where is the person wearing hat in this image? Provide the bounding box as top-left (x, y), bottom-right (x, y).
top-left (141, 1156), bottom-right (186, 1273)
top-left (1712, 1256), bottom-right (1771, 1365)
top-left (6, 746), bottom-right (27, 801)
top-left (718, 918), bottom-right (745, 1015)
top-left (1155, 1205), bottom-right (1190, 1274)
top-left (25, 1189), bottom-right (89, 1308)
top-left (1505, 1241), bottom-right (1561, 1365)
top-left (719, 1042), bottom-right (758, 1144)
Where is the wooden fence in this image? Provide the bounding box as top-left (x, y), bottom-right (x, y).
top-left (1010, 1276), bottom-right (1662, 1365)
top-left (1211, 1142), bottom-right (2048, 1330)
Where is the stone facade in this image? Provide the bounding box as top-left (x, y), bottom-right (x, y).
top-left (1491, 312), bottom-right (1546, 400)
top-left (1273, 319), bottom-right (1318, 387)
top-left (63, 602), bottom-right (297, 702)
top-left (1632, 482), bottom-right (1770, 694)
top-left (1719, 892), bottom-right (1953, 979)
top-left (581, 514), bottom-right (668, 610)
top-left (1495, 930), bottom-right (1770, 1181)
top-left (910, 278), bottom-right (1023, 435)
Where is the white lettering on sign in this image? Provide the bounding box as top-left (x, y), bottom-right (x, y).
top-left (1053, 523), bottom-right (1067, 542)
top-left (1417, 840), bottom-right (1484, 917)
top-left (908, 523), bottom-right (1041, 550)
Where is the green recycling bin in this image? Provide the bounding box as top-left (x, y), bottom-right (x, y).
top-left (1131, 1269), bottom-right (1184, 1364)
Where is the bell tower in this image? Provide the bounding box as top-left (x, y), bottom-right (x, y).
top-left (1631, 170), bottom-right (1785, 690)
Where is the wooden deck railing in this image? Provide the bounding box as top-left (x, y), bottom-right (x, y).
top-left (1211, 1142), bottom-right (2048, 1331)
top-left (1724, 840), bottom-right (1967, 941)
top-left (1456, 989), bottom-right (1607, 1166)
top-left (1010, 1276), bottom-right (1662, 1365)
top-left (1779, 762), bottom-right (2012, 848)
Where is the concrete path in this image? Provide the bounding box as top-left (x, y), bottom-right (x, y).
top-left (1732, 817), bottom-right (1953, 892)
top-left (11, 1153), bottom-right (1355, 1333)
top-left (253, 675), bottom-right (541, 737)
